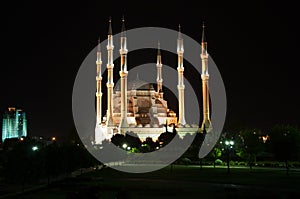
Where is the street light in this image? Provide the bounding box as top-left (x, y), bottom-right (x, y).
top-left (225, 140), bottom-right (234, 174)
top-left (32, 146), bottom-right (38, 151)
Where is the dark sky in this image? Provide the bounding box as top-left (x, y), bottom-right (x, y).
top-left (1, 1), bottom-right (299, 138)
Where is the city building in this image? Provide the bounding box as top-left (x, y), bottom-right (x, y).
top-left (2, 107), bottom-right (27, 142)
top-left (95, 18), bottom-right (212, 144)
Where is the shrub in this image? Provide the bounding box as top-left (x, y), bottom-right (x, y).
top-left (214, 159), bottom-right (223, 165)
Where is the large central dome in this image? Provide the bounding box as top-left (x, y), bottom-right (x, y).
top-left (115, 75), bottom-right (155, 91)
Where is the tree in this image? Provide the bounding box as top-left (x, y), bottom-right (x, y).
top-left (124, 131), bottom-right (142, 149)
top-left (111, 134), bottom-right (125, 147)
top-left (269, 124), bottom-right (300, 175)
top-left (210, 147), bottom-right (222, 168)
top-left (237, 129), bottom-right (264, 169)
top-left (42, 142), bottom-right (61, 184)
top-left (3, 138), bottom-right (44, 192)
top-left (182, 132), bottom-right (205, 161)
top-left (158, 131), bottom-right (179, 147)
top-left (141, 137), bottom-right (158, 152)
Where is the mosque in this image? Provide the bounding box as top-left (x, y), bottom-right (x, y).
top-left (94, 18), bottom-right (212, 144)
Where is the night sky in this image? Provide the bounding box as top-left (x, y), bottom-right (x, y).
top-left (1, 1), bottom-right (299, 139)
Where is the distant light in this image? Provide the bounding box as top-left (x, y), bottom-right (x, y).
top-left (32, 146), bottom-right (38, 151)
top-left (262, 135), bottom-right (269, 143)
top-left (156, 146), bottom-right (159, 150)
top-left (225, 141), bottom-right (230, 145)
top-left (127, 146), bottom-right (131, 150)
top-left (230, 141), bottom-right (234, 145)
top-left (122, 143), bottom-right (127, 149)
top-left (20, 137), bottom-right (24, 141)
top-left (52, 137), bottom-right (56, 141)
top-left (220, 141), bottom-right (222, 144)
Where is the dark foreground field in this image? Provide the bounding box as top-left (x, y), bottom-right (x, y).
top-left (2, 165), bottom-right (300, 199)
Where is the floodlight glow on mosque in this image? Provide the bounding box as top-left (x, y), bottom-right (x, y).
top-left (94, 18), bottom-right (212, 144)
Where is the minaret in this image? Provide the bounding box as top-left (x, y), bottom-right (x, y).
top-left (119, 16), bottom-right (129, 128)
top-left (177, 25), bottom-right (186, 126)
top-left (106, 17), bottom-right (114, 127)
top-left (96, 37), bottom-right (102, 125)
top-left (201, 22), bottom-right (212, 131)
top-left (156, 42), bottom-right (163, 98)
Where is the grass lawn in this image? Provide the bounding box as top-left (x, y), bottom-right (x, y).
top-left (5, 165), bottom-right (300, 199)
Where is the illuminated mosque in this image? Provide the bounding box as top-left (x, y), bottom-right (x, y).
top-left (95, 18), bottom-right (212, 144)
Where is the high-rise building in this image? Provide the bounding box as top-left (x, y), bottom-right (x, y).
top-left (2, 107), bottom-right (27, 142)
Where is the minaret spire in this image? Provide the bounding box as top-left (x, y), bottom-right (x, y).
top-left (177, 24), bottom-right (184, 54)
top-left (96, 37), bottom-right (102, 73)
top-left (200, 22), bottom-right (212, 132)
top-left (178, 24), bottom-right (182, 39)
top-left (121, 15), bottom-right (126, 36)
top-left (119, 16), bottom-right (129, 129)
top-left (106, 17), bottom-right (115, 127)
top-left (201, 22), bottom-right (208, 55)
top-left (108, 17), bottom-right (112, 35)
top-left (157, 41), bottom-right (161, 56)
top-left (156, 41), bottom-right (163, 98)
top-left (177, 24), bottom-right (186, 126)
top-left (202, 22), bottom-right (206, 43)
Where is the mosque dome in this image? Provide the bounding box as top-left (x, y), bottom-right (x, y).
top-left (115, 74), bottom-right (155, 91)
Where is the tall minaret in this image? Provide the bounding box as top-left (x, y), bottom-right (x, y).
top-left (106, 18), bottom-right (114, 127)
top-left (119, 16), bottom-right (129, 128)
top-left (156, 42), bottom-right (163, 98)
top-left (96, 37), bottom-right (102, 125)
top-left (177, 25), bottom-right (186, 126)
top-left (201, 22), bottom-right (212, 131)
